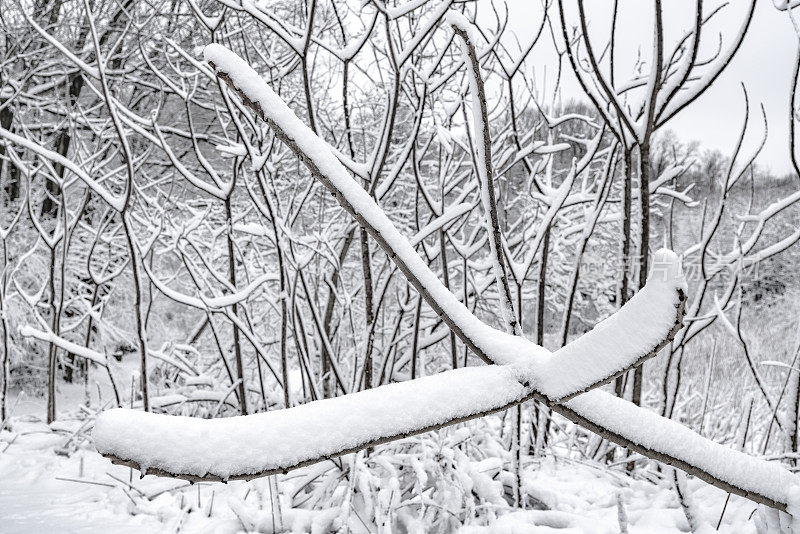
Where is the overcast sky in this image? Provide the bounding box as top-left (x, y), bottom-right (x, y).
top-left (500, 1), bottom-right (797, 176)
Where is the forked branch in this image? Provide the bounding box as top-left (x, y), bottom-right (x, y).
top-left (92, 43), bottom-right (799, 514)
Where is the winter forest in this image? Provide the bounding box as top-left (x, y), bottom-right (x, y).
top-left (2, 0), bottom-right (800, 532)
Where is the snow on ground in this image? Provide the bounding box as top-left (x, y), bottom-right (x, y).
top-left (0, 420), bottom-right (163, 533)
top-left (0, 406), bottom-right (767, 533)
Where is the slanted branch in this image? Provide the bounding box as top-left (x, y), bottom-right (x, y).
top-left (92, 44), bottom-right (799, 515)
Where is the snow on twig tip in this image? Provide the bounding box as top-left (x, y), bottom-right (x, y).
top-left (648, 248), bottom-right (687, 290)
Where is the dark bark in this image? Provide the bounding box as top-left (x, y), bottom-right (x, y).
top-left (225, 198), bottom-right (249, 414)
top-left (615, 148), bottom-right (633, 399)
top-left (0, 105), bottom-right (19, 200)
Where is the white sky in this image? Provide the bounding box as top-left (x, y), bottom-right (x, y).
top-left (499, 1), bottom-right (797, 176)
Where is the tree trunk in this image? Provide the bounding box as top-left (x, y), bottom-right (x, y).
top-left (632, 142), bottom-right (652, 408)
top-left (0, 105), bottom-right (19, 201)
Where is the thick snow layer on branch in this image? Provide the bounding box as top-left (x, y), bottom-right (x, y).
top-left (524, 249), bottom-right (686, 401)
top-left (201, 44), bottom-right (687, 401)
top-left (94, 358), bottom-right (800, 510)
top-left (94, 365), bottom-right (530, 479)
top-left (93, 43), bottom-right (799, 510)
top-left (563, 389), bottom-right (799, 510)
top-left (203, 42), bottom-right (540, 366)
top-left (94, 249), bottom-right (689, 484)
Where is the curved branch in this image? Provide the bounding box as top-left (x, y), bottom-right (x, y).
top-left (90, 45), bottom-right (800, 516)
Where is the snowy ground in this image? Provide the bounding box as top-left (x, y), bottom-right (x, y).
top-left (0, 400), bottom-right (767, 534)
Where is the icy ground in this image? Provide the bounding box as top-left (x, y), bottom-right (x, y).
top-left (0, 404), bottom-right (767, 533)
